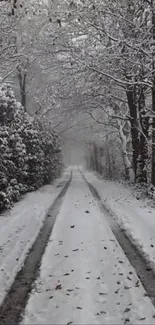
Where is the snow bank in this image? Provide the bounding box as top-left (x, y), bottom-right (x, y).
top-left (0, 169), bottom-right (70, 305)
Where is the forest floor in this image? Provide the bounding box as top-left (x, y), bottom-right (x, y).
top-left (0, 167), bottom-right (155, 324)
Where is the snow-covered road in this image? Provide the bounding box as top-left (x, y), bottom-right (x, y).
top-left (0, 169), bottom-right (71, 307)
top-left (22, 169), bottom-right (155, 325)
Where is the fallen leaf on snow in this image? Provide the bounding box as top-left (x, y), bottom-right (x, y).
top-left (72, 249), bottom-right (79, 252)
top-left (124, 308), bottom-right (130, 313)
top-left (55, 284), bottom-right (62, 290)
top-left (135, 280), bottom-right (140, 287)
top-left (124, 318), bottom-right (130, 323)
top-left (76, 306), bottom-right (82, 309)
top-left (115, 289), bottom-right (119, 294)
top-left (127, 276), bottom-right (132, 281)
top-left (70, 225), bottom-right (75, 228)
top-left (63, 273), bottom-right (70, 276)
top-left (67, 289), bottom-right (73, 292)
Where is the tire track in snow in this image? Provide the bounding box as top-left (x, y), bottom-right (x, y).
top-left (0, 172), bottom-right (72, 325)
top-left (81, 170), bottom-right (155, 307)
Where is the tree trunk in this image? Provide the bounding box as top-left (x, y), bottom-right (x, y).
top-left (17, 66), bottom-right (27, 111)
top-left (93, 143), bottom-right (99, 173)
top-left (118, 120), bottom-right (131, 180)
top-left (126, 85), bottom-right (139, 180)
top-left (151, 4), bottom-right (155, 185)
top-left (136, 87), bottom-right (149, 183)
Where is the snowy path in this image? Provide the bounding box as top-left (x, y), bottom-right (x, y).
top-left (82, 170), bottom-right (155, 272)
top-left (22, 169), bottom-right (155, 325)
top-left (0, 169), bottom-right (71, 306)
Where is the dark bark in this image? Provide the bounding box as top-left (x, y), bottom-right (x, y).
top-left (136, 88), bottom-right (149, 183)
top-left (151, 6), bottom-right (155, 185)
top-left (126, 85), bottom-right (139, 180)
top-left (17, 67), bottom-right (27, 111)
top-left (93, 143), bottom-right (99, 172)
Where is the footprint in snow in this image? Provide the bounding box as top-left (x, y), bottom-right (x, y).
top-left (85, 210), bottom-right (90, 213)
top-left (70, 225), bottom-right (75, 228)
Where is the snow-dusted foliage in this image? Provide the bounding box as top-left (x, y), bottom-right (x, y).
top-left (0, 83), bottom-right (62, 212)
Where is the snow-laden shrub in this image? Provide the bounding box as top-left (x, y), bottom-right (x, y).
top-left (0, 82), bottom-right (62, 212)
